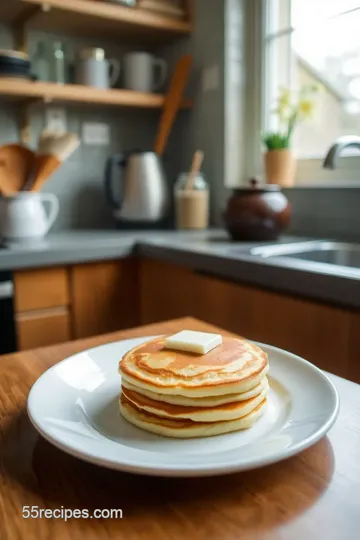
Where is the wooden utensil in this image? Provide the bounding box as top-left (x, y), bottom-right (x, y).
top-left (185, 150), bottom-right (204, 190)
top-left (154, 53), bottom-right (192, 156)
top-left (0, 144), bottom-right (35, 194)
top-left (0, 166), bottom-right (16, 196)
top-left (30, 131), bottom-right (80, 192)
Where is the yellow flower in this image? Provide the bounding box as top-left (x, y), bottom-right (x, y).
top-left (278, 87), bottom-right (292, 108)
top-left (273, 105), bottom-right (289, 122)
top-left (272, 88), bottom-right (292, 122)
top-left (298, 98), bottom-right (316, 119)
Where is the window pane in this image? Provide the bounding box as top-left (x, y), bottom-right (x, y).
top-left (292, 0), bottom-right (360, 28)
top-left (265, 4), bottom-right (360, 158)
top-left (264, 32), bottom-right (293, 133)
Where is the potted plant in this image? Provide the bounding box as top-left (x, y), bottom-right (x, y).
top-left (262, 85), bottom-right (319, 187)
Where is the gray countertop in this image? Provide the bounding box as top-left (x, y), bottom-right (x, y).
top-left (1, 229), bottom-right (359, 309)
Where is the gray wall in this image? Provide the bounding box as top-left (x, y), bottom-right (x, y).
top-left (160, 0), bottom-right (227, 224)
top-left (0, 3), bottom-right (229, 230)
top-left (285, 188), bottom-right (360, 242)
top-left (0, 25), bottom-right (159, 231)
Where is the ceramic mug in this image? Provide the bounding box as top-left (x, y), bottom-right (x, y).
top-left (0, 192), bottom-right (59, 243)
top-left (76, 48), bottom-right (121, 89)
top-left (123, 52), bottom-right (167, 92)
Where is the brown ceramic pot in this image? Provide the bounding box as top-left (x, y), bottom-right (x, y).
top-left (223, 179), bottom-right (291, 241)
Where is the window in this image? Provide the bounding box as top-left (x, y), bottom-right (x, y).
top-left (255, 0), bottom-right (360, 185)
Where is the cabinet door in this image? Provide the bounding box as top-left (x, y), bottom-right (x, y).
top-left (14, 267), bottom-right (70, 312)
top-left (198, 274), bottom-right (350, 377)
top-left (140, 258), bottom-right (201, 324)
top-left (16, 309), bottom-right (71, 350)
top-left (252, 288), bottom-right (350, 377)
top-left (194, 274), bottom-right (259, 338)
top-left (70, 259), bottom-right (139, 339)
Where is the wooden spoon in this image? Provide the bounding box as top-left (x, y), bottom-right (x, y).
top-left (30, 131), bottom-right (80, 192)
top-left (154, 54), bottom-right (192, 156)
top-left (185, 150), bottom-right (204, 190)
top-left (0, 144), bottom-right (35, 194)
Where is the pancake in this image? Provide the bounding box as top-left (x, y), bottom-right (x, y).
top-left (120, 394), bottom-right (267, 438)
top-left (121, 379), bottom-right (268, 422)
top-left (119, 336), bottom-right (268, 397)
top-left (121, 376), bottom-right (268, 408)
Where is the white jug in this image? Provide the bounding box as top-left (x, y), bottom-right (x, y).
top-left (0, 192), bottom-right (59, 243)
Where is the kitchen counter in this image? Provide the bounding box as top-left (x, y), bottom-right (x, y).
top-left (1, 229), bottom-right (359, 308)
top-left (0, 317), bottom-right (359, 540)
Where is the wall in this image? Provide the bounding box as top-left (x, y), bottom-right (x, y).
top-left (284, 187), bottom-right (360, 242)
top-left (0, 25), bottom-right (158, 231)
top-left (161, 0), bottom-right (228, 225)
top-left (0, 2), bottom-right (238, 230)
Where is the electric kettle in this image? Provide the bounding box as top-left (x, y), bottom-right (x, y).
top-left (104, 150), bottom-right (170, 226)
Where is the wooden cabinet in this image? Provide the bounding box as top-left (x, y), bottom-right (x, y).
top-left (70, 259), bottom-right (139, 339)
top-left (140, 258), bottom-right (353, 380)
top-left (140, 258), bottom-right (200, 324)
top-left (16, 309), bottom-right (71, 351)
top-left (14, 267), bottom-right (70, 312)
top-left (12, 256), bottom-right (360, 384)
top-left (349, 313), bottom-right (360, 383)
top-left (14, 259), bottom-right (139, 349)
top-left (196, 273), bottom-right (350, 378)
top-left (14, 266), bottom-right (71, 351)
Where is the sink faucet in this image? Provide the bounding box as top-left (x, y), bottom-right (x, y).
top-left (323, 135), bottom-right (360, 169)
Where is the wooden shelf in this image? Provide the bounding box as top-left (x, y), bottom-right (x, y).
top-left (0, 78), bottom-right (192, 109)
top-left (0, 0), bottom-right (192, 41)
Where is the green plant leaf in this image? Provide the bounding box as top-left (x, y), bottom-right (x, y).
top-left (262, 132), bottom-right (290, 150)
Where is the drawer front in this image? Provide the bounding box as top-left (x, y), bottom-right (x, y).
top-left (14, 267), bottom-right (70, 312)
top-left (16, 308), bottom-right (71, 351)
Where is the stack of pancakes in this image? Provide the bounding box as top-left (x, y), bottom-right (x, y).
top-left (119, 335), bottom-right (269, 438)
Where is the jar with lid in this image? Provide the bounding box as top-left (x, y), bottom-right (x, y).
top-left (223, 178), bottom-right (291, 241)
top-left (174, 172), bottom-right (209, 230)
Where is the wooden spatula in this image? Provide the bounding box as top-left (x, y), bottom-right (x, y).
top-left (30, 131), bottom-right (80, 192)
top-left (0, 144), bottom-right (35, 194)
top-left (154, 54), bottom-right (192, 156)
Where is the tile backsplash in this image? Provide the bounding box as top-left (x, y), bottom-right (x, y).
top-left (284, 187), bottom-right (360, 242)
top-left (0, 24), bottom-right (162, 230)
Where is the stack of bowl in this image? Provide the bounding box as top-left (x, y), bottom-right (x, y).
top-left (0, 50), bottom-right (31, 79)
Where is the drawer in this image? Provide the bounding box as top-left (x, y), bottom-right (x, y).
top-left (14, 267), bottom-right (70, 312)
top-left (16, 308), bottom-right (71, 351)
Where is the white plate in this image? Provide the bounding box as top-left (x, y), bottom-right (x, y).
top-left (27, 336), bottom-right (339, 477)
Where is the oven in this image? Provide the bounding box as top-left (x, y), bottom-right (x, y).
top-left (0, 271), bottom-right (17, 354)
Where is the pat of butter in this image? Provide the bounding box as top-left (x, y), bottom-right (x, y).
top-left (164, 330), bottom-right (222, 354)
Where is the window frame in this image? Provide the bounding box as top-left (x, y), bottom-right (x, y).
top-left (248, 0), bottom-right (360, 188)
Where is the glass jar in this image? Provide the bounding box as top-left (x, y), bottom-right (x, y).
top-left (51, 41), bottom-right (66, 84)
top-left (174, 172), bottom-right (209, 230)
top-left (32, 41), bottom-right (49, 81)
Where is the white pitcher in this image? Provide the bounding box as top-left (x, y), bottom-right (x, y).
top-left (0, 192), bottom-right (59, 243)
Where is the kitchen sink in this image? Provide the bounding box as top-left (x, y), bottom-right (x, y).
top-left (250, 241), bottom-right (360, 269)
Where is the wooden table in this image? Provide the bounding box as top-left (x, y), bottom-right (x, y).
top-left (1, 317), bottom-right (359, 540)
